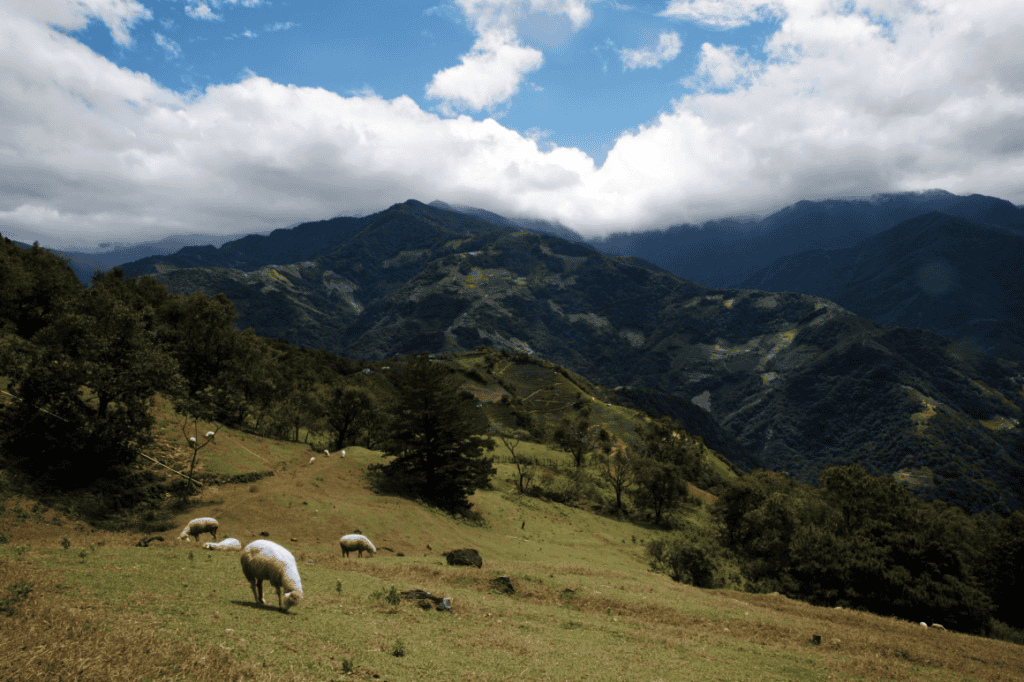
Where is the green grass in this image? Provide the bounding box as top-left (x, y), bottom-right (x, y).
top-left (0, 399), bottom-right (1019, 681)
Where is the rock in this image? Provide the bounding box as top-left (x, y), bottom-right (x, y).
top-left (490, 576), bottom-right (515, 595)
top-left (135, 535), bottom-right (164, 547)
top-left (444, 548), bottom-right (483, 569)
top-left (399, 589), bottom-right (452, 612)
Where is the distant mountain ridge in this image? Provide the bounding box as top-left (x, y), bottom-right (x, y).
top-left (111, 199), bottom-right (1024, 514)
top-left (738, 211), bottom-right (1024, 361)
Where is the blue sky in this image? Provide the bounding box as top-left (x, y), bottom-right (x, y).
top-left (2, 1), bottom-right (1023, 249)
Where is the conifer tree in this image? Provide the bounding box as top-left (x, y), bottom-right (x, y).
top-left (370, 353), bottom-right (495, 515)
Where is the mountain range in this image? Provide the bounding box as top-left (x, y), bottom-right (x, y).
top-left (94, 198), bottom-right (1024, 514)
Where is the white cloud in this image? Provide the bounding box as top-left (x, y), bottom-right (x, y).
top-left (682, 42), bottom-right (760, 90)
top-left (265, 22), bottom-right (297, 32)
top-left (2, 0), bottom-right (1024, 248)
top-left (154, 32), bottom-right (181, 58)
top-left (427, 36), bottom-right (544, 111)
top-left (7, 0), bottom-right (152, 47)
top-left (619, 31), bottom-right (682, 70)
top-left (186, 3), bottom-right (221, 21)
top-left (658, 0), bottom-right (785, 29)
top-left (426, 0), bottom-right (592, 112)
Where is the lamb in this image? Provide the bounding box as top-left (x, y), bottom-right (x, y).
top-left (339, 533), bottom-right (376, 558)
top-left (203, 537), bottom-right (242, 551)
top-left (240, 540), bottom-right (304, 612)
top-left (178, 517), bottom-right (219, 542)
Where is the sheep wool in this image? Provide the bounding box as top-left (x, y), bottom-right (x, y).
top-left (240, 540), bottom-right (304, 612)
top-left (203, 537), bottom-right (242, 551)
top-left (339, 534), bottom-right (376, 558)
top-left (178, 517), bottom-right (219, 542)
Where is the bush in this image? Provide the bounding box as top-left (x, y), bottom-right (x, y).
top-left (0, 581), bottom-right (33, 616)
top-left (647, 526), bottom-right (724, 588)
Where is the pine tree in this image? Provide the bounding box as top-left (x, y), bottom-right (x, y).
top-left (370, 353), bottom-right (496, 515)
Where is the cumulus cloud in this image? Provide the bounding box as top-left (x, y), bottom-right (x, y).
top-left (426, 0), bottom-right (592, 112)
top-left (619, 31), bottom-right (683, 70)
top-left (2, 0), bottom-right (1024, 248)
top-left (658, 0), bottom-right (785, 29)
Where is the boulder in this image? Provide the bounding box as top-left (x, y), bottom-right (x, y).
top-left (399, 589), bottom-right (452, 612)
top-left (444, 548), bottom-right (483, 569)
top-left (490, 576), bottom-right (515, 595)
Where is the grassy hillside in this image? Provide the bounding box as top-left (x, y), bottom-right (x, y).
top-left (1, 423), bottom-right (1022, 681)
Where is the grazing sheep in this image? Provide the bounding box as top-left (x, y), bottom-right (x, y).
top-left (339, 533), bottom-right (376, 558)
top-left (341, 449), bottom-right (346, 458)
top-left (203, 537), bottom-right (242, 551)
top-left (206, 431), bottom-right (216, 442)
top-left (931, 623), bottom-right (946, 630)
top-left (240, 540), bottom-right (304, 612)
top-left (178, 517), bottom-right (219, 543)
top-left (325, 449), bottom-right (330, 457)
top-left (308, 456), bottom-right (315, 465)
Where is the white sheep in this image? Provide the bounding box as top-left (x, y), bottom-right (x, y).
top-left (203, 537), bottom-right (241, 551)
top-left (240, 540), bottom-right (304, 612)
top-left (325, 449), bottom-right (330, 457)
top-left (341, 449), bottom-right (346, 458)
top-left (178, 517), bottom-right (219, 543)
top-left (339, 533), bottom-right (376, 558)
top-left (206, 431), bottom-right (216, 442)
top-left (308, 456), bottom-right (315, 465)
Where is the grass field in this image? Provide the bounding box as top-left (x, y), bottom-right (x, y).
top-left (1, 429), bottom-right (1023, 681)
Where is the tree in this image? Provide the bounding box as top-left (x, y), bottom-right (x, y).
top-left (155, 291), bottom-right (241, 400)
top-left (550, 403), bottom-right (609, 469)
top-left (593, 438), bottom-right (634, 510)
top-left (324, 383), bottom-right (376, 451)
top-left (369, 353), bottom-right (496, 515)
top-left (0, 282), bottom-right (184, 488)
top-left (0, 238), bottom-right (82, 340)
top-left (490, 405), bottom-right (536, 494)
top-left (630, 417), bottom-right (703, 525)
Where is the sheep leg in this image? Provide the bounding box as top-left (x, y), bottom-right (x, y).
top-left (250, 579), bottom-right (265, 605)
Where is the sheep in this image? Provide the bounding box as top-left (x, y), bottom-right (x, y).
top-left (325, 449), bottom-right (330, 457)
top-left (135, 535), bottom-right (164, 548)
top-left (178, 517), bottom-right (219, 543)
top-left (308, 456), bottom-right (315, 465)
top-left (339, 533), bottom-right (376, 558)
top-left (206, 431), bottom-right (216, 443)
top-left (203, 537), bottom-right (241, 551)
top-left (341, 449), bottom-right (346, 458)
top-left (240, 540), bottom-right (304, 612)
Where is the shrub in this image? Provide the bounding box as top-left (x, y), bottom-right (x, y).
top-left (647, 526), bottom-right (723, 588)
top-left (0, 581), bottom-right (33, 616)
